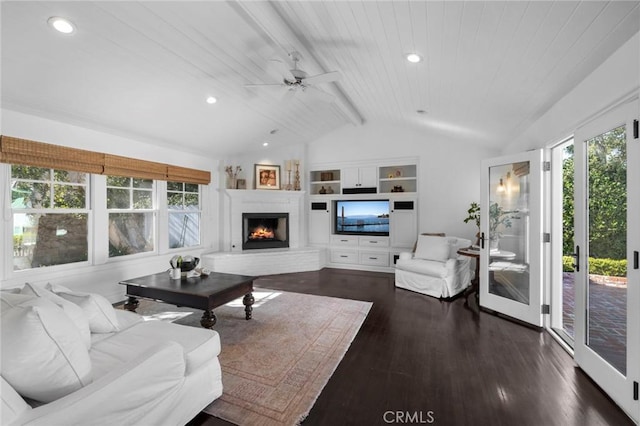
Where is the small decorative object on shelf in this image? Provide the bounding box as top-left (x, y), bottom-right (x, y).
top-left (236, 178), bottom-right (246, 189)
top-left (394, 169), bottom-right (402, 178)
top-left (388, 173), bottom-right (394, 179)
top-left (327, 186), bottom-right (334, 194)
top-left (320, 172), bottom-right (333, 181)
top-left (284, 160), bottom-right (293, 190)
top-left (294, 160), bottom-right (301, 191)
top-left (225, 165), bottom-right (242, 189)
top-left (319, 186), bottom-right (327, 194)
top-left (391, 185), bottom-right (404, 192)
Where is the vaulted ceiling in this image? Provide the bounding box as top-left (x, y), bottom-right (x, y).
top-left (2, 1), bottom-right (639, 156)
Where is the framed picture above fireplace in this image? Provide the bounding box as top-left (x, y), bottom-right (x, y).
top-left (255, 164), bottom-right (280, 190)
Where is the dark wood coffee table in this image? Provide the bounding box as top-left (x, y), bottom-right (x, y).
top-left (118, 271), bottom-right (256, 329)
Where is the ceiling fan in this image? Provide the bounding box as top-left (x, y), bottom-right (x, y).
top-left (245, 51), bottom-right (341, 102)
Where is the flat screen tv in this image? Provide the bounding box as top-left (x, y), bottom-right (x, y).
top-left (334, 199), bottom-right (389, 236)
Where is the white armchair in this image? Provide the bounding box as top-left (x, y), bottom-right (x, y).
top-left (395, 234), bottom-right (472, 299)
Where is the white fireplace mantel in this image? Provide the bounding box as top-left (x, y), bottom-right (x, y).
top-left (221, 189), bottom-right (306, 252)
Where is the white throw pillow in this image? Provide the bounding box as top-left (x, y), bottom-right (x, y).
top-left (414, 235), bottom-right (450, 262)
top-left (47, 284), bottom-right (119, 333)
top-left (0, 297), bottom-right (92, 403)
top-left (0, 292), bottom-right (35, 311)
top-left (21, 283), bottom-right (91, 349)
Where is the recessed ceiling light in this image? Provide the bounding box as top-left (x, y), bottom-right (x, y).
top-left (48, 17), bottom-right (76, 35)
top-left (406, 53), bottom-right (422, 63)
top-left (263, 142), bottom-right (269, 147)
top-left (417, 109), bottom-right (427, 114)
top-left (206, 96), bottom-right (217, 104)
top-left (269, 129), bottom-right (279, 135)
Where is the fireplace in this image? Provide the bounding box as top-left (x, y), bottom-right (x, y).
top-left (242, 213), bottom-right (289, 250)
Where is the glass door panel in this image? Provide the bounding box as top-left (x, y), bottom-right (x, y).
top-left (480, 151), bottom-right (543, 327)
top-left (550, 139), bottom-right (576, 346)
top-left (585, 125), bottom-right (627, 374)
top-left (487, 163), bottom-right (529, 304)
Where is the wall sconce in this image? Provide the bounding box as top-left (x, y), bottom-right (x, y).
top-left (497, 178), bottom-right (506, 193)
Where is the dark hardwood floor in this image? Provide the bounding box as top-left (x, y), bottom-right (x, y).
top-left (187, 268), bottom-right (632, 426)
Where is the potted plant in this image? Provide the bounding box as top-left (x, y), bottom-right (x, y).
top-left (488, 202), bottom-right (518, 250)
top-left (463, 202), bottom-right (481, 246)
top-left (464, 201), bottom-right (519, 249)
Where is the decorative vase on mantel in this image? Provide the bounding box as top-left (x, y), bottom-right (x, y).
top-left (226, 177), bottom-right (236, 190)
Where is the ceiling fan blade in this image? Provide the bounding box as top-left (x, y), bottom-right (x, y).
top-left (303, 71), bottom-right (341, 85)
top-left (303, 86), bottom-right (335, 103)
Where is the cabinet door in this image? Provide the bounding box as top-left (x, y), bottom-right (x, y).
top-left (342, 167), bottom-right (361, 188)
top-left (343, 166), bottom-right (377, 188)
top-left (359, 166), bottom-right (378, 187)
top-left (308, 203), bottom-right (331, 245)
top-left (390, 200), bottom-right (417, 248)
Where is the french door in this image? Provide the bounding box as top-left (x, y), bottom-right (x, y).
top-left (573, 100), bottom-right (639, 421)
top-left (480, 150), bottom-right (544, 326)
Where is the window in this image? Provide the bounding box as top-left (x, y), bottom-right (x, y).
top-left (167, 181), bottom-right (201, 248)
top-left (107, 176), bottom-right (155, 257)
top-left (11, 165), bottom-right (89, 270)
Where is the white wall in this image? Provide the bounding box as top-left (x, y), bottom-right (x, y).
top-left (1, 109), bottom-right (220, 301)
top-left (503, 33), bottom-right (639, 153)
top-left (306, 121), bottom-right (500, 240)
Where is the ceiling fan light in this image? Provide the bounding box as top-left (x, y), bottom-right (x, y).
top-left (263, 142), bottom-right (269, 147)
top-left (48, 17), bottom-right (76, 34)
top-left (406, 53), bottom-right (422, 63)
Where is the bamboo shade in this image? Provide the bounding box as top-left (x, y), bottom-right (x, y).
top-left (167, 165), bottom-right (211, 185)
top-left (0, 135), bottom-right (104, 174)
top-left (1, 135), bottom-right (211, 184)
top-left (104, 154), bottom-right (167, 180)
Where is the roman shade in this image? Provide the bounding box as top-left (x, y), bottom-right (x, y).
top-left (0, 135), bottom-right (211, 184)
top-left (103, 154), bottom-right (167, 181)
top-left (0, 136), bottom-right (104, 174)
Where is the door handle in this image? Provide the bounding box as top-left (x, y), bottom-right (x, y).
top-left (572, 245), bottom-right (580, 272)
top-left (479, 232), bottom-right (486, 249)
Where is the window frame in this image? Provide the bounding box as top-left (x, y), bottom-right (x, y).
top-left (166, 181), bottom-right (202, 250)
top-left (9, 165), bottom-right (91, 272)
top-left (106, 175), bottom-right (158, 260)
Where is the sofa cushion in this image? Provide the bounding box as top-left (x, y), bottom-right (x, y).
top-left (414, 235), bottom-right (450, 262)
top-left (21, 283), bottom-right (91, 349)
top-left (0, 297), bottom-right (92, 403)
top-left (90, 320), bottom-right (221, 379)
top-left (396, 257), bottom-right (449, 278)
top-left (47, 284), bottom-right (119, 333)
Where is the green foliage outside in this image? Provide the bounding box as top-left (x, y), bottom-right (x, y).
top-left (562, 256), bottom-right (627, 277)
top-left (562, 126), bottom-right (627, 268)
top-left (561, 127), bottom-right (626, 277)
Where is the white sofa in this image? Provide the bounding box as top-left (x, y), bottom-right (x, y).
top-left (395, 235), bottom-right (473, 299)
top-left (1, 283), bottom-right (223, 426)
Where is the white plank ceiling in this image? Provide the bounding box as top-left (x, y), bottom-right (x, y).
top-left (2, 1), bottom-right (638, 156)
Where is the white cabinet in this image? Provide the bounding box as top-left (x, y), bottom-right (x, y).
top-left (308, 201), bottom-right (331, 245)
top-left (329, 236), bottom-right (390, 269)
top-left (390, 199), bottom-right (418, 248)
top-left (342, 166), bottom-right (377, 189)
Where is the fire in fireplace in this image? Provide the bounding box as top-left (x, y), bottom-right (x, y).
top-left (242, 213), bottom-right (289, 250)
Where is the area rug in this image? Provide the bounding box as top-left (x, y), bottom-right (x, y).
top-left (136, 290), bottom-right (372, 426)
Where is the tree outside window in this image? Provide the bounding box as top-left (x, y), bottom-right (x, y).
top-left (107, 176), bottom-right (155, 257)
top-left (11, 165), bottom-right (88, 270)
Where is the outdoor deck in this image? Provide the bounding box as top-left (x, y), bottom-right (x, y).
top-left (562, 272), bottom-right (626, 374)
